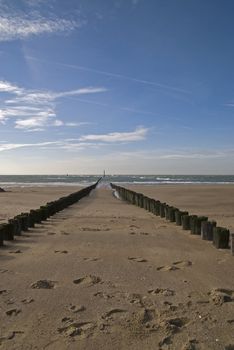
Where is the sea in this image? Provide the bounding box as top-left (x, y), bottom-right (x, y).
top-left (0, 175), bottom-right (234, 187)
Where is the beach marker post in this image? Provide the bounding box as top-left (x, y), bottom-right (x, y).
top-left (182, 214), bottom-right (190, 230)
top-left (168, 207), bottom-right (178, 222)
top-left (0, 230), bottom-right (3, 246)
top-left (159, 203), bottom-right (166, 218)
top-left (190, 216), bottom-right (208, 235)
top-left (213, 227), bottom-right (230, 249)
top-left (0, 223), bottom-right (14, 241)
top-left (201, 221), bottom-right (216, 240)
top-left (175, 210), bottom-right (188, 226)
top-left (231, 233), bottom-right (234, 256)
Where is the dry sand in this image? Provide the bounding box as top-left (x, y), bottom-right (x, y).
top-left (0, 184), bottom-right (234, 349)
top-left (127, 184), bottom-right (234, 232)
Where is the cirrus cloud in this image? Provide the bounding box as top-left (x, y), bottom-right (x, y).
top-left (0, 10), bottom-right (81, 42)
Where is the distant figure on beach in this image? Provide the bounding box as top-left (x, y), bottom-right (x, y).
top-left (103, 170), bottom-right (106, 178)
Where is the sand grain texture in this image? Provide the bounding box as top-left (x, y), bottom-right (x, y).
top-left (0, 185), bottom-right (234, 349)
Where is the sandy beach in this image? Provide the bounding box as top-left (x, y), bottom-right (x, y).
top-left (0, 184), bottom-right (234, 349)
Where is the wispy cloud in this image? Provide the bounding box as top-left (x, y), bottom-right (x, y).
top-left (0, 79), bottom-right (107, 129)
top-left (224, 103), bottom-right (234, 107)
top-left (0, 6), bottom-right (80, 42)
top-left (0, 140), bottom-right (103, 152)
top-left (157, 152), bottom-right (226, 160)
top-left (109, 149), bottom-right (230, 160)
top-left (0, 141), bottom-right (60, 152)
top-left (6, 87), bottom-right (107, 105)
top-left (0, 80), bottom-right (23, 94)
top-left (79, 126), bottom-right (148, 143)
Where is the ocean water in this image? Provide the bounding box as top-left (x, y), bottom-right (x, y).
top-left (0, 175), bottom-right (234, 187)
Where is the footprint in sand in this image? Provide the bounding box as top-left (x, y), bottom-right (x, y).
top-left (81, 227), bottom-right (110, 232)
top-left (140, 232), bottom-right (149, 236)
top-left (127, 293), bottom-right (145, 306)
top-left (181, 339), bottom-right (199, 350)
top-left (9, 250), bottom-right (22, 254)
top-left (168, 317), bottom-right (188, 327)
top-left (130, 308), bottom-right (157, 331)
top-left (6, 308), bottom-right (21, 316)
top-left (54, 250), bottom-right (68, 254)
top-left (148, 288), bottom-right (175, 297)
top-left (47, 232), bottom-right (56, 235)
top-left (159, 336), bottom-right (172, 347)
top-left (129, 225), bottom-right (139, 229)
top-left (30, 280), bottom-right (56, 289)
top-left (0, 289), bottom-right (8, 295)
top-left (58, 321), bottom-right (95, 338)
top-left (93, 291), bottom-right (113, 299)
top-left (129, 232), bottom-right (136, 235)
top-left (0, 331), bottom-right (24, 344)
top-left (173, 260), bottom-right (192, 268)
top-left (21, 298), bottom-right (34, 304)
top-left (157, 260), bottom-right (192, 271)
top-left (83, 257), bottom-right (100, 262)
top-left (102, 308), bottom-right (128, 320)
top-left (209, 288), bottom-right (234, 305)
top-left (61, 231), bottom-right (70, 235)
top-left (128, 257), bottom-right (148, 263)
top-left (73, 275), bottom-right (102, 286)
top-left (160, 317), bottom-right (188, 332)
top-left (69, 304), bottom-right (86, 313)
top-left (157, 265), bottom-right (179, 271)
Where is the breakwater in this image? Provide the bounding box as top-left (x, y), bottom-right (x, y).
top-left (110, 183), bottom-right (233, 255)
top-left (0, 179), bottom-right (101, 247)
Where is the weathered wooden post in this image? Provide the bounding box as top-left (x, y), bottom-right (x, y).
top-left (164, 205), bottom-right (170, 220)
top-left (0, 223), bottom-right (14, 241)
top-left (201, 221), bottom-right (216, 240)
top-left (191, 216), bottom-right (208, 235)
top-left (8, 218), bottom-right (21, 236)
top-left (231, 233), bottom-right (234, 256)
top-left (168, 207), bottom-right (178, 223)
top-left (159, 203), bottom-right (166, 218)
top-left (149, 199), bottom-right (154, 213)
top-left (0, 230), bottom-right (3, 246)
top-left (182, 215), bottom-right (190, 230)
top-left (20, 214), bottom-right (30, 231)
top-left (30, 209), bottom-right (41, 224)
top-left (132, 192), bottom-right (137, 205)
top-left (189, 215), bottom-right (198, 234)
top-left (143, 196), bottom-right (148, 210)
top-left (155, 200), bottom-right (161, 216)
top-left (213, 227), bottom-right (230, 249)
top-left (40, 206), bottom-right (49, 221)
top-left (175, 210), bottom-right (188, 226)
top-left (138, 193), bottom-right (143, 207)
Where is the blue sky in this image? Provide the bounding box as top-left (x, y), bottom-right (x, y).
top-left (0, 0), bottom-right (234, 174)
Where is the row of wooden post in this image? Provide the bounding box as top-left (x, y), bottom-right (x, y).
top-left (110, 183), bottom-right (233, 255)
top-left (0, 179), bottom-right (102, 247)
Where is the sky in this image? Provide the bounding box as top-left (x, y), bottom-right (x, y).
top-left (0, 0), bottom-right (234, 175)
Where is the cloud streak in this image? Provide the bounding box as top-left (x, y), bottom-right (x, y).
top-left (79, 127), bottom-right (148, 142)
top-left (25, 55), bottom-right (190, 94)
top-left (6, 87), bottom-right (107, 105)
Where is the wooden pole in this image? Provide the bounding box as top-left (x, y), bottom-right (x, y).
top-left (213, 227), bottom-right (230, 249)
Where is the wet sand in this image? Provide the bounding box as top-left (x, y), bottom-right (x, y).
top-left (0, 185), bottom-right (234, 349)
